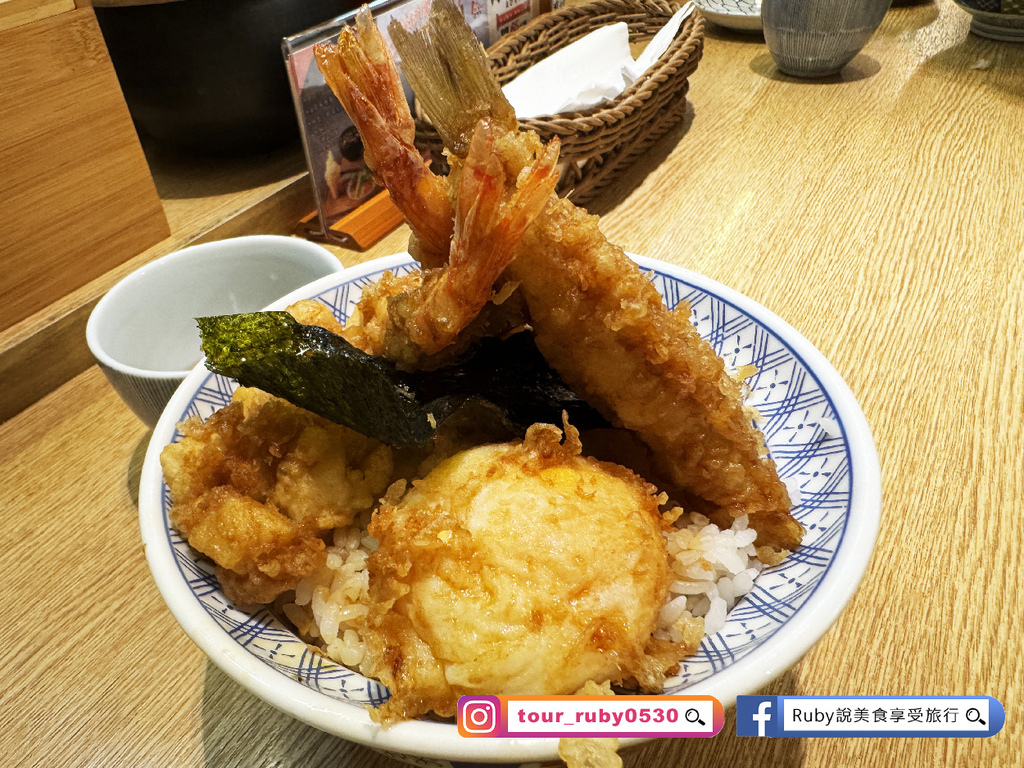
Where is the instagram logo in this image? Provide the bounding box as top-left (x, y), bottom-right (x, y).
top-left (458, 696), bottom-right (501, 737)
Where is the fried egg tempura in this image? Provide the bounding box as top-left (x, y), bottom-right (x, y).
top-left (363, 420), bottom-right (693, 724)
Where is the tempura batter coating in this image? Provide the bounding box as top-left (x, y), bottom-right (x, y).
top-left (170, 485), bottom-right (327, 605)
top-left (508, 201), bottom-right (801, 552)
top-left (363, 421), bottom-right (691, 724)
top-left (161, 387), bottom-right (393, 604)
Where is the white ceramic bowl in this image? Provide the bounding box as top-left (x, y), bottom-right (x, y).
top-left (139, 253), bottom-right (881, 765)
top-left (86, 235), bottom-right (340, 426)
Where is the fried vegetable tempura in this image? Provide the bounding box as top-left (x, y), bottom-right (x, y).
top-left (161, 387), bottom-right (393, 604)
top-left (362, 420), bottom-right (696, 724)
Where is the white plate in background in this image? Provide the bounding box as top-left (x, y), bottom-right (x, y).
top-left (695, 0), bottom-right (763, 32)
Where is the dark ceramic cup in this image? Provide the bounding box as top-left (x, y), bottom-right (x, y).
top-left (761, 0), bottom-right (892, 78)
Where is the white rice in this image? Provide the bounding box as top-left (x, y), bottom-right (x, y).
top-left (656, 513), bottom-right (762, 639)
top-left (284, 520), bottom-right (377, 673)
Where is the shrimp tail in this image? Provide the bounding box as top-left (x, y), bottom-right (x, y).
top-left (388, 0), bottom-right (518, 158)
top-left (394, 119), bottom-right (560, 357)
top-left (314, 7), bottom-right (414, 162)
top-left (314, 8), bottom-right (453, 268)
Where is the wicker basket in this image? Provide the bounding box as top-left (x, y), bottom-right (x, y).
top-left (414, 0), bottom-right (705, 206)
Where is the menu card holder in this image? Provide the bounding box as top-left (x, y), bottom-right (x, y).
top-left (282, 0), bottom-right (552, 250)
top-left (296, 189), bottom-right (406, 250)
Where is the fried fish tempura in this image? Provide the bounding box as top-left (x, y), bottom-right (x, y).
top-left (363, 420), bottom-right (694, 724)
top-left (161, 387), bottom-right (393, 604)
top-left (510, 203), bottom-right (800, 552)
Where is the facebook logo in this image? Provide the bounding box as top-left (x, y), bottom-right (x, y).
top-left (737, 696), bottom-right (778, 737)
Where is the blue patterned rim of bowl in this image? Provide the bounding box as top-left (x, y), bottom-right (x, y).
top-left (139, 252), bottom-right (881, 766)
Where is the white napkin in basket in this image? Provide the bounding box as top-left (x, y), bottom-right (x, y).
top-left (502, 3), bottom-right (694, 119)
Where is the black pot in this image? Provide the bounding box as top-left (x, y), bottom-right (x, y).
top-left (95, 0), bottom-right (354, 156)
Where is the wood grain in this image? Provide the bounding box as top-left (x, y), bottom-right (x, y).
top-left (0, 1), bottom-right (1020, 766)
top-left (0, 146), bottom-right (312, 423)
top-left (326, 190), bottom-right (406, 250)
top-left (0, 0), bottom-right (75, 32)
top-left (0, 7), bottom-right (169, 332)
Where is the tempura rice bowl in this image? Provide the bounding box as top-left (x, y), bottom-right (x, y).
top-left (138, 253), bottom-right (881, 765)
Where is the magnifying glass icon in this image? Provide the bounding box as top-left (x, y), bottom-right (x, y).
top-left (685, 708), bottom-right (706, 727)
top-left (966, 708), bottom-right (986, 726)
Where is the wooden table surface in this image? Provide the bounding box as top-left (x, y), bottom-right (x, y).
top-left (2, 1), bottom-right (1020, 765)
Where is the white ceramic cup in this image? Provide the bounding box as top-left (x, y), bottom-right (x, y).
top-left (86, 235), bottom-right (341, 427)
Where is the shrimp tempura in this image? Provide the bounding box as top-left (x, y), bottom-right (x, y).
top-left (318, 0), bottom-right (801, 556)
